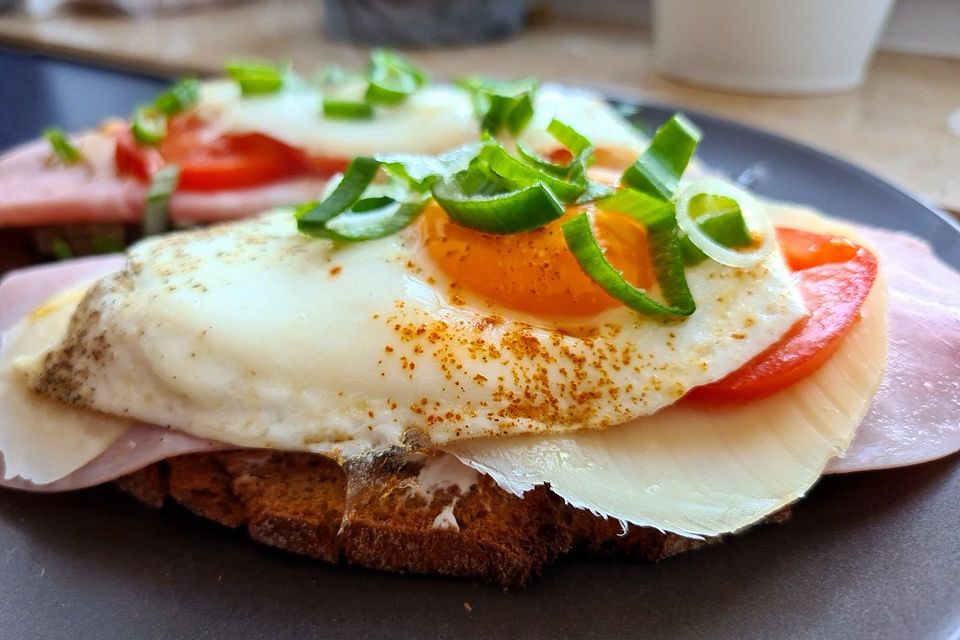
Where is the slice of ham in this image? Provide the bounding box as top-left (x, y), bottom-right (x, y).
top-left (0, 223), bottom-right (957, 492)
top-left (825, 227), bottom-right (960, 472)
top-left (0, 132), bottom-right (328, 227)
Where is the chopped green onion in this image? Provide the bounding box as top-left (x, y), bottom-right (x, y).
top-left (154, 76), bottom-right (200, 115)
top-left (562, 212), bottom-right (695, 317)
top-left (226, 60), bottom-right (285, 96)
top-left (622, 113), bottom-right (701, 200)
top-left (131, 106), bottom-right (168, 146)
top-left (576, 180), bottom-right (615, 204)
top-left (430, 176), bottom-right (563, 235)
top-left (143, 164), bottom-right (180, 237)
top-left (313, 64), bottom-right (352, 89)
top-left (365, 49), bottom-right (427, 106)
top-left (547, 118), bottom-right (591, 155)
top-left (460, 76), bottom-right (538, 136)
top-left (42, 127), bottom-right (82, 165)
top-left (478, 142), bottom-right (586, 204)
top-left (515, 142), bottom-right (571, 177)
top-left (678, 194), bottom-right (753, 264)
top-left (674, 179), bottom-right (775, 268)
top-left (323, 99), bottom-right (374, 119)
top-left (50, 238), bottom-right (74, 260)
top-left (375, 142), bottom-right (482, 192)
top-left (320, 199), bottom-right (427, 242)
top-left (297, 157), bottom-right (381, 235)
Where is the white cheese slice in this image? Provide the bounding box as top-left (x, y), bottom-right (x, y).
top-left (0, 284), bottom-right (129, 485)
top-left (448, 211), bottom-right (889, 538)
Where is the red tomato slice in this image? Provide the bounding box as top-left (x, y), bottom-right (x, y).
top-left (114, 116), bottom-right (348, 191)
top-left (688, 227), bottom-right (878, 403)
top-left (114, 126), bottom-right (163, 181)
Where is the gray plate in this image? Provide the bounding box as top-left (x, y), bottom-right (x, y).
top-left (1, 79), bottom-right (959, 638)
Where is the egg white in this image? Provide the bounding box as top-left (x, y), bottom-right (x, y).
top-left (22, 209), bottom-right (804, 457)
top-left (195, 81), bottom-right (647, 166)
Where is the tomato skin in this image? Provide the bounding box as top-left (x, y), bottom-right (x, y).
top-left (293, 151), bottom-right (350, 177)
top-left (688, 227), bottom-right (878, 403)
top-left (114, 127), bottom-right (163, 181)
top-left (114, 116), bottom-right (348, 190)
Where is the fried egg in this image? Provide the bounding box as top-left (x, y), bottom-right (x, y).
top-left (21, 201), bottom-right (804, 458)
top-left (195, 81), bottom-right (646, 165)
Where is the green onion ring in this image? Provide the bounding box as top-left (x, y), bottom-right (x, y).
top-left (323, 99), bottom-right (374, 119)
top-left (143, 164), bottom-right (180, 237)
top-left (154, 76), bottom-right (200, 115)
top-left (42, 127), bottom-right (82, 165)
top-left (131, 107), bottom-right (168, 146)
top-left (365, 49), bottom-right (427, 106)
top-left (322, 199), bottom-right (428, 242)
top-left (226, 61), bottom-right (285, 96)
top-left (562, 212), bottom-right (695, 317)
top-left (479, 143), bottom-right (586, 204)
top-left (674, 179), bottom-right (775, 268)
top-left (431, 177), bottom-right (564, 234)
top-left (297, 157), bottom-right (381, 235)
top-left (622, 113), bottom-right (701, 200)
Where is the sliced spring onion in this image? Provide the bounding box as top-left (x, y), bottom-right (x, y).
top-left (431, 176), bottom-right (563, 234)
top-left (131, 107), bottom-right (168, 146)
top-left (143, 164), bottom-right (180, 237)
top-left (598, 188), bottom-right (675, 227)
top-left (297, 157), bottom-right (381, 235)
top-left (674, 179), bottom-right (775, 268)
top-left (547, 118), bottom-right (591, 155)
top-left (323, 99), bottom-right (374, 119)
top-left (479, 142), bottom-right (586, 204)
top-left (49, 238), bottom-right (73, 260)
top-left (678, 194), bottom-right (753, 265)
top-left (42, 127), bottom-right (82, 165)
top-left (226, 61), bottom-right (285, 96)
top-left (515, 142), bottom-right (571, 177)
top-left (460, 76), bottom-right (538, 135)
top-left (365, 49), bottom-right (427, 106)
top-left (321, 199), bottom-right (428, 242)
top-left (562, 212), bottom-right (695, 317)
top-left (576, 180), bottom-right (615, 204)
top-left (621, 113), bottom-right (701, 200)
top-left (375, 142), bottom-right (482, 192)
top-left (154, 76), bottom-right (200, 115)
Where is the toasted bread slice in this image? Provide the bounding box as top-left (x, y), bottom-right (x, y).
top-left (115, 451), bottom-right (787, 587)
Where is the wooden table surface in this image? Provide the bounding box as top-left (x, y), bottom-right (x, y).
top-left (1, 0), bottom-right (958, 213)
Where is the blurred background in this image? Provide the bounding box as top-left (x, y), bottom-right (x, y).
top-left (0, 0), bottom-right (957, 213)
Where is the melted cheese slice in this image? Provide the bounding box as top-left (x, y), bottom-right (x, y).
top-left (448, 210), bottom-right (889, 537)
top-left (0, 285), bottom-right (129, 484)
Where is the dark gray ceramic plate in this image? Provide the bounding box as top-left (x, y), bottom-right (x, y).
top-left (1, 50), bottom-right (959, 640)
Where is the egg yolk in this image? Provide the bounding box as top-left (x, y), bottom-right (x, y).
top-left (418, 203), bottom-right (655, 318)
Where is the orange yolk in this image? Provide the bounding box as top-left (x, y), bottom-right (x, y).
top-left (418, 203), bottom-right (656, 318)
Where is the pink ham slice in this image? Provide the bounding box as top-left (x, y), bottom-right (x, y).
top-left (0, 224), bottom-right (957, 492)
top-left (0, 132), bottom-right (328, 227)
top-left (825, 227), bottom-right (960, 472)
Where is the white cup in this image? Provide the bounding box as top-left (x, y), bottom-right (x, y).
top-left (652, 0), bottom-right (896, 95)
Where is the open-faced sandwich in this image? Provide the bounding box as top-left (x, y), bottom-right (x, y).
top-left (1, 67), bottom-right (958, 588)
top-left (0, 51), bottom-right (643, 267)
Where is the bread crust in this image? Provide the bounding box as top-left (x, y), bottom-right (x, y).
top-left (115, 451), bottom-right (787, 588)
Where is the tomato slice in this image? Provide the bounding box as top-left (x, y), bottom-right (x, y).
top-left (688, 227), bottom-right (878, 403)
top-left (114, 126), bottom-right (163, 181)
top-left (114, 116), bottom-right (348, 191)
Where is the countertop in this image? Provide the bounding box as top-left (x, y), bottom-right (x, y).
top-left (0, 0), bottom-right (958, 213)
